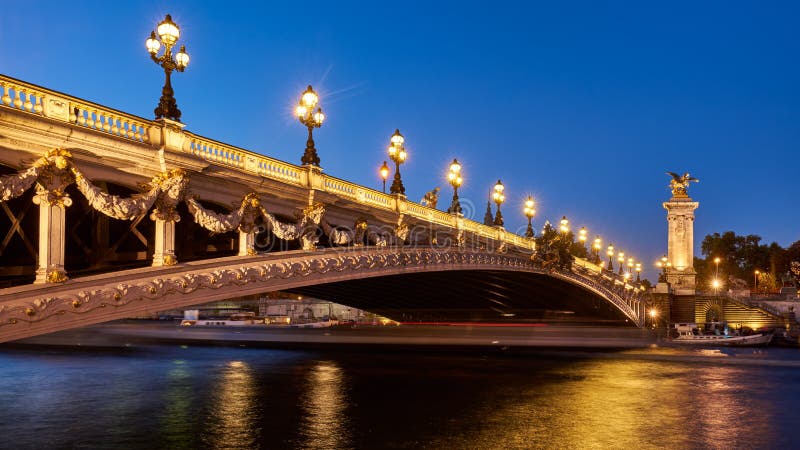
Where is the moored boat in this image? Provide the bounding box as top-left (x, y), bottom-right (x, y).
top-left (671, 323), bottom-right (773, 346)
top-left (179, 312), bottom-right (260, 327)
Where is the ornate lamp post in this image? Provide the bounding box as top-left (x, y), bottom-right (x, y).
top-left (627, 257), bottom-right (634, 279)
top-left (295, 85), bottom-right (325, 167)
top-left (523, 196), bottom-right (536, 238)
top-left (607, 244), bottom-right (615, 271)
top-left (447, 159), bottom-right (463, 214)
top-left (379, 161), bottom-right (390, 193)
top-left (754, 269), bottom-right (760, 292)
top-left (387, 129), bottom-right (407, 195)
top-left (635, 262), bottom-right (642, 282)
top-left (559, 216), bottom-right (570, 234)
top-left (578, 227), bottom-right (587, 253)
top-left (146, 14), bottom-right (190, 121)
top-left (492, 180), bottom-right (505, 227)
top-left (656, 255), bottom-right (670, 282)
top-left (593, 236), bottom-right (602, 264)
top-left (618, 252), bottom-right (625, 275)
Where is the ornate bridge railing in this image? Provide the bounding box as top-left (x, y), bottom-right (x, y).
top-left (0, 75), bottom-right (153, 144)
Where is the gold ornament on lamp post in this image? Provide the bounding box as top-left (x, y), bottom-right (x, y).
top-left (593, 236), bottom-right (602, 264)
top-left (379, 161), bottom-right (390, 193)
top-left (523, 196), bottom-right (536, 238)
top-left (145, 14), bottom-right (190, 121)
top-left (447, 159), bottom-right (463, 214)
top-left (388, 129), bottom-right (408, 195)
top-left (296, 85), bottom-right (325, 166)
top-left (492, 180), bottom-right (505, 227)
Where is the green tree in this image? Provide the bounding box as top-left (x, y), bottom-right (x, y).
top-left (699, 231), bottom-right (787, 289)
top-left (534, 221), bottom-right (574, 270)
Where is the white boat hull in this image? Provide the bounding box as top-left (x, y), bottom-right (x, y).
top-left (672, 333), bottom-right (773, 346)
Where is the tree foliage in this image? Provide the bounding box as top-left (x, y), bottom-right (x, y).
top-left (699, 231), bottom-right (799, 291)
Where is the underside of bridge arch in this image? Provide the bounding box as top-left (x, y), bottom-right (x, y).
top-left (289, 270), bottom-right (633, 326)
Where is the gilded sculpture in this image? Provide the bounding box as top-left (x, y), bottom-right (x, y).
top-left (666, 171), bottom-right (699, 198)
top-left (421, 187), bottom-right (440, 208)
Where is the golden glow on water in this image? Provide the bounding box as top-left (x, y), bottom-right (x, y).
top-left (204, 360), bottom-right (260, 449)
top-left (431, 356), bottom-right (777, 449)
top-left (299, 361), bottom-right (350, 449)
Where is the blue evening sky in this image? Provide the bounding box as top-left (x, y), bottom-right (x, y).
top-left (2, 1), bottom-right (798, 280)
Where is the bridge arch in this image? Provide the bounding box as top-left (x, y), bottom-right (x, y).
top-left (0, 248), bottom-right (645, 343)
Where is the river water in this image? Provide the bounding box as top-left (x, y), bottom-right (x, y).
top-left (1, 341), bottom-right (799, 449)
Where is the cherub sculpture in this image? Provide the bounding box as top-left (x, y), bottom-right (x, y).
top-left (666, 172), bottom-right (699, 197)
top-left (421, 187), bottom-right (440, 208)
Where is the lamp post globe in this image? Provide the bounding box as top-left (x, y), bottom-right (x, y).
top-left (593, 236), bottom-right (602, 263)
top-left (296, 85), bottom-right (325, 167)
top-left (387, 129), bottom-right (408, 195)
top-left (559, 216), bottom-right (570, 234)
top-left (146, 14), bottom-right (190, 122)
top-left (578, 226), bottom-right (587, 253)
top-left (379, 161), bottom-right (390, 193)
top-left (447, 158), bottom-right (463, 214)
top-left (618, 251), bottom-right (625, 275)
top-left (492, 180), bottom-right (505, 227)
top-left (523, 196), bottom-right (536, 238)
top-left (607, 244), bottom-right (615, 271)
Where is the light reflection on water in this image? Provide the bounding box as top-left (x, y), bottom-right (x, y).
top-left (202, 360), bottom-right (261, 449)
top-left (299, 361), bottom-right (350, 449)
top-left (0, 345), bottom-right (797, 449)
top-left (160, 359), bottom-right (193, 449)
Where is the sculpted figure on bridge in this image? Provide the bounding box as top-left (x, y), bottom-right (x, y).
top-left (666, 171), bottom-right (699, 198)
top-left (421, 187), bottom-right (440, 208)
top-left (150, 169), bottom-right (188, 222)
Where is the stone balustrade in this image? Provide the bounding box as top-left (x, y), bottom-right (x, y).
top-left (0, 75), bottom-right (152, 144)
top-left (0, 73), bottom-right (647, 267)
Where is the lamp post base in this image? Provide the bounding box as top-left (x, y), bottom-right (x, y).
top-left (154, 70), bottom-right (181, 121)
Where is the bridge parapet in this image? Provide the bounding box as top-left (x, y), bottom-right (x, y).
top-left (0, 75), bottom-right (153, 144)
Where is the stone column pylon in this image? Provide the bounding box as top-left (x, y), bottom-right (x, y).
top-left (663, 196), bottom-right (699, 292)
top-left (152, 216), bottom-right (177, 267)
top-left (239, 229), bottom-right (255, 256)
top-left (33, 188), bottom-right (71, 283)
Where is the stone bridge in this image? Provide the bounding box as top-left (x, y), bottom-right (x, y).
top-left (0, 74), bottom-right (646, 342)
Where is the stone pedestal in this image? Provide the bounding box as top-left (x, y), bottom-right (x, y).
top-left (152, 218), bottom-right (177, 266)
top-left (33, 192), bottom-right (70, 284)
top-left (654, 282), bottom-right (670, 294)
top-left (148, 118), bottom-right (186, 153)
top-left (239, 230), bottom-right (256, 256)
top-left (663, 196), bottom-right (699, 292)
